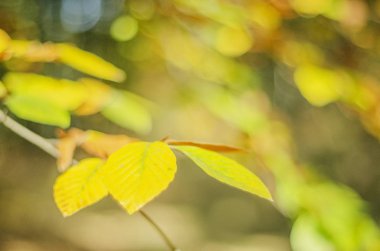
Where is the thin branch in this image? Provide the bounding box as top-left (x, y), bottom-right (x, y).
top-left (139, 210), bottom-right (180, 251)
top-left (0, 109), bottom-right (179, 251)
top-left (0, 110), bottom-right (59, 158)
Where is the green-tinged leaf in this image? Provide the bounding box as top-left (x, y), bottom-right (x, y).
top-left (101, 91), bottom-right (152, 134)
top-left (102, 141), bottom-right (177, 214)
top-left (174, 145), bottom-right (272, 200)
top-left (54, 158), bottom-right (108, 217)
top-left (3, 72), bottom-right (86, 110)
top-left (5, 95), bottom-right (70, 128)
top-left (56, 43), bottom-right (126, 82)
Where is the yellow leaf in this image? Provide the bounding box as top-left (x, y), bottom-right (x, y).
top-left (54, 158), bottom-right (108, 217)
top-left (174, 146), bottom-right (272, 201)
top-left (0, 29), bottom-right (10, 54)
top-left (0, 81), bottom-right (6, 98)
top-left (7, 40), bottom-right (58, 62)
top-left (103, 141), bottom-right (177, 214)
top-left (3, 72), bottom-right (86, 110)
top-left (74, 78), bottom-right (112, 116)
top-left (56, 43), bottom-right (126, 82)
top-left (294, 65), bottom-right (355, 107)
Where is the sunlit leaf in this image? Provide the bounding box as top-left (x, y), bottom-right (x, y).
top-left (56, 43), bottom-right (126, 82)
top-left (174, 145), bottom-right (272, 200)
top-left (102, 141), bottom-right (177, 214)
top-left (5, 95), bottom-right (70, 128)
top-left (3, 72), bottom-right (86, 110)
top-left (74, 78), bottom-right (112, 116)
top-left (81, 130), bottom-right (138, 158)
top-left (54, 158), bottom-right (108, 217)
top-left (167, 140), bottom-right (244, 152)
top-left (101, 90), bottom-right (152, 134)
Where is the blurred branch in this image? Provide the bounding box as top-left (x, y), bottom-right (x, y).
top-left (0, 109), bottom-right (178, 251)
top-left (0, 109), bottom-right (59, 158)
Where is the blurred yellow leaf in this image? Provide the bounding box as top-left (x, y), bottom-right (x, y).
top-left (75, 78), bottom-right (112, 116)
top-left (294, 65), bottom-right (353, 106)
top-left (5, 95), bottom-right (71, 128)
top-left (102, 141), bottom-right (177, 214)
top-left (174, 145), bottom-right (272, 200)
top-left (57, 43), bottom-right (126, 82)
top-left (0, 81), bottom-right (6, 98)
top-left (3, 72), bottom-right (86, 110)
top-left (81, 130), bottom-right (138, 158)
top-left (0, 29), bottom-right (10, 54)
top-left (57, 136), bottom-right (78, 173)
top-left (215, 26), bottom-right (253, 57)
top-left (101, 90), bottom-right (152, 134)
top-left (54, 158), bottom-right (108, 217)
top-left (7, 40), bottom-right (58, 62)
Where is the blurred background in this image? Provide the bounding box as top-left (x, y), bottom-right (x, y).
top-left (1, 0), bottom-right (380, 250)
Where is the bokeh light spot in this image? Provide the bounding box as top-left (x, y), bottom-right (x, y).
top-left (110, 15), bottom-right (139, 42)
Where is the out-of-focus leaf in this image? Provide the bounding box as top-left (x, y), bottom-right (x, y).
top-left (81, 130), bottom-right (138, 158)
top-left (174, 145), bottom-right (272, 200)
top-left (0, 81), bottom-right (6, 98)
top-left (167, 140), bottom-right (244, 152)
top-left (74, 78), bottom-right (112, 116)
top-left (3, 72), bottom-right (86, 110)
top-left (56, 43), bottom-right (126, 82)
top-left (54, 158), bottom-right (107, 217)
top-left (101, 90), bottom-right (152, 134)
top-left (57, 137), bottom-right (78, 172)
top-left (0, 29), bottom-right (10, 54)
top-left (291, 214), bottom-right (334, 251)
top-left (7, 40), bottom-right (58, 62)
top-left (102, 141), bottom-right (177, 214)
top-left (204, 87), bottom-right (268, 134)
top-left (5, 95), bottom-right (70, 128)
top-left (294, 65), bottom-right (355, 107)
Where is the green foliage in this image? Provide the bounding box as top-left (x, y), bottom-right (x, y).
top-left (101, 91), bottom-right (152, 135)
top-left (5, 95), bottom-right (71, 128)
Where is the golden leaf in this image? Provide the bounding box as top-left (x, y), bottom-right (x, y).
top-left (57, 43), bottom-right (126, 82)
top-left (54, 158), bottom-right (108, 217)
top-left (102, 141), bottom-right (177, 214)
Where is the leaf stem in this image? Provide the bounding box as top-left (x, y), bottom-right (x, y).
top-left (139, 210), bottom-right (179, 251)
top-left (0, 109), bottom-right (179, 251)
